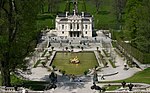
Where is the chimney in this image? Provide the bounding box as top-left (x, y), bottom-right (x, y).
top-left (82, 12), bottom-right (84, 17)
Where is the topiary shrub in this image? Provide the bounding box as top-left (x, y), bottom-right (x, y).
top-left (84, 70), bottom-right (89, 75)
top-left (52, 65), bottom-right (55, 68)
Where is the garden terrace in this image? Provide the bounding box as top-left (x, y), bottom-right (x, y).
top-left (51, 51), bottom-right (98, 75)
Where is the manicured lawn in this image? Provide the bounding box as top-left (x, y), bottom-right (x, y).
top-left (122, 68), bottom-right (150, 84)
top-left (52, 52), bottom-right (98, 75)
top-left (103, 85), bottom-right (121, 91)
top-left (100, 68), bottom-right (150, 84)
top-left (37, 18), bottom-right (54, 30)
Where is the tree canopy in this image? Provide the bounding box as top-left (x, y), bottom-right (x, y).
top-left (124, 0), bottom-right (150, 53)
top-left (0, 0), bottom-right (41, 86)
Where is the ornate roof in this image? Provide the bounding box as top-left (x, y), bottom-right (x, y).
top-left (57, 12), bottom-right (92, 17)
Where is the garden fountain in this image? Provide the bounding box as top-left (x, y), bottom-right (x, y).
top-left (70, 56), bottom-right (80, 64)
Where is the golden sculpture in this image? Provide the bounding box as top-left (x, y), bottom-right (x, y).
top-left (70, 56), bottom-right (80, 64)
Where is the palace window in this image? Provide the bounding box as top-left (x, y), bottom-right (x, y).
top-left (62, 25), bottom-right (64, 29)
top-left (85, 25), bottom-right (88, 29)
top-left (62, 31), bottom-right (64, 34)
top-left (70, 24), bottom-right (72, 29)
top-left (85, 31), bottom-right (87, 34)
top-left (77, 24), bottom-right (79, 29)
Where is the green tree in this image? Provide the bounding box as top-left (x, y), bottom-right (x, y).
top-left (39, 0), bottom-right (45, 13)
top-left (48, 0), bottom-right (59, 13)
top-left (82, 0), bottom-right (86, 12)
top-left (135, 0), bottom-right (150, 53)
top-left (113, 0), bottom-right (127, 30)
top-left (93, 0), bottom-right (102, 13)
top-left (124, 0), bottom-right (150, 53)
top-left (124, 0), bottom-right (142, 39)
top-left (0, 0), bottom-right (41, 86)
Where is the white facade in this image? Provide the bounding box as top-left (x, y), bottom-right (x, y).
top-left (55, 11), bottom-right (93, 37)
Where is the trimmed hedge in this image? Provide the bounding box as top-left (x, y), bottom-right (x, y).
top-left (111, 31), bottom-right (150, 64)
top-left (116, 39), bottom-right (150, 64)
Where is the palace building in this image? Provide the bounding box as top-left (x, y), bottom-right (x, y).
top-left (55, 10), bottom-right (93, 37)
top-left (47, 0), bottom-right (94, 38)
